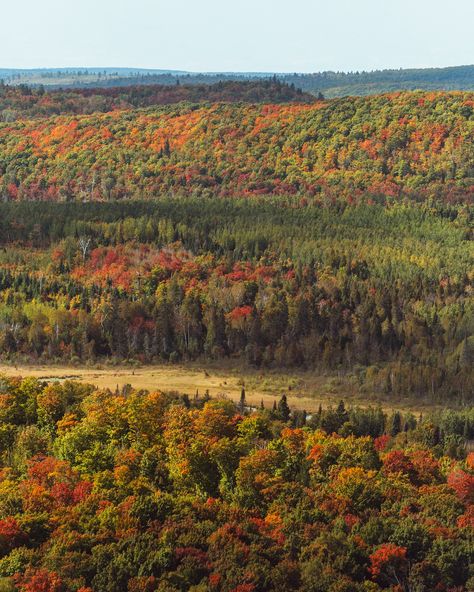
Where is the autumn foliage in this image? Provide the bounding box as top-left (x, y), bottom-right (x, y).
top-left (0, 198), bottom-right (472, 403)
top-left (0, 377), bottom-right (471, 591)
top-left (0, 92), bottom-right (473, 201)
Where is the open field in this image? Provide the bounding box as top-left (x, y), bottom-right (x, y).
top-left (0, 362), bottom-right (443, 414)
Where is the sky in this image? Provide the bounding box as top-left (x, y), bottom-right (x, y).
top-left (2, 0), bottom-right (474, 72)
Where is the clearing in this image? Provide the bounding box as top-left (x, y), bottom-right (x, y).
top-left (0, 362), bottom-right (436, 414)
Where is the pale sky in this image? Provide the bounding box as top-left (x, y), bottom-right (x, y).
top-left (2, 0), bottom-right (473, 72)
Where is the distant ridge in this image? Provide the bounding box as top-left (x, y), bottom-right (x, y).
top-left (2, 64), bottom-right (474, 97)
top-left (0, 67), bottom-right (188, 76)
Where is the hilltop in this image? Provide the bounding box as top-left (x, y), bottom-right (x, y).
top-left (0, 79), bottom-right (314, 121)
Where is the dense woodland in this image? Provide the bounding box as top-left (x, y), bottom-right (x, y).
top-left (280, 65), bottom-right (474, 97)
top-left (93, 65), bottom-right (474, 98)
top-left (0, 80), bottom-right (472, 591)
top-left (3, 64), bottom-right (474, 97)
top-left (0, 377), bottom-right (472, 591)
top-left (0, 81), bottom-right (313, 121)
top-left (0, 199), bottom-right (472, 403)
top-left (0, 92), bottom-right (473, 201)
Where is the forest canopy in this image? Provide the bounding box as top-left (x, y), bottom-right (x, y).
top-left (0, 377), bottom-right (471, 591)
top-left (0, 52), bottom-right (473, 592)
top-left (0, 80), bottom-right (314, 121)
top-left (0, 91), bottom-right (473, 202)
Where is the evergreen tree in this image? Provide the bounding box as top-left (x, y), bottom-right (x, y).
top-left (389, 411), bottom-right (402, 437)
top-left (277, 394), bottom-right (291, 422)
top-left (239, 388), bottom-right (246, 414)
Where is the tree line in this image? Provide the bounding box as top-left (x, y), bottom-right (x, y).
top-left (0, 80), bottom-right (313, 122)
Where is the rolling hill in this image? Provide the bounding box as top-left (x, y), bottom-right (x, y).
top-left (2, 64), bottom-right (474, 97)
top-left (0, 80), bottom-right (314, 121)
top-left (0, 91), bottom-right (473, 202)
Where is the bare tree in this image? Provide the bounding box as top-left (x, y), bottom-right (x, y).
top-left (78, 237), bottom-right (92, 264)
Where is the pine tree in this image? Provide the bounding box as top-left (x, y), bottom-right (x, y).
top-left (336, 400), bottom-right (349, 425)
top-left (463, 420), bottom-right (470, 440)
top-left (389, 412), bottom-right (402, 437)
top-left (277, 394), bottom-right (291, 421)
top-left (239, 387), bottom-right (246, 414)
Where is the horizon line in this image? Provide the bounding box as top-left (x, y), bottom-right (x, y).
top-left (1, 63), bottom-right (474, 76)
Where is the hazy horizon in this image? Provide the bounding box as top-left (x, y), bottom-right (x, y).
top-left (1, 64), bottom-right (474, 75)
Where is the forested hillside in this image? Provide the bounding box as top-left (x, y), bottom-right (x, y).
top-left (0, 92), bottom-right (473, 201)
top-left (3, 64), bottom-right (474, 97)
top-left (0, 377), bottom-right (472, 591)
top-left (284, 65), bottom-right (474, 97)
top-left (95, 65), bottom-right (474, 98)
top-left (0, 80), bottom-right (313, 121)
top-left (0, 199), bottom-right (472, 403)
top-left (1, 0), bottom-right (473, 585)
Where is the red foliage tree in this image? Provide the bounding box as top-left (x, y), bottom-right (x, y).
top-left (382, 450), bottom-right (416, 481)
top-left (447, 469), bottom-right (474, 504)
top-left (15, 569), bottom-right (65, 592)
top-left (369, 543), bottom-right (408, 586)
top-left (0, 517), bottom-right (27, 555)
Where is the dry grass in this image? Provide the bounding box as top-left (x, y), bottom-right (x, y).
top-left (0, 362), bottom-right (432, 414)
